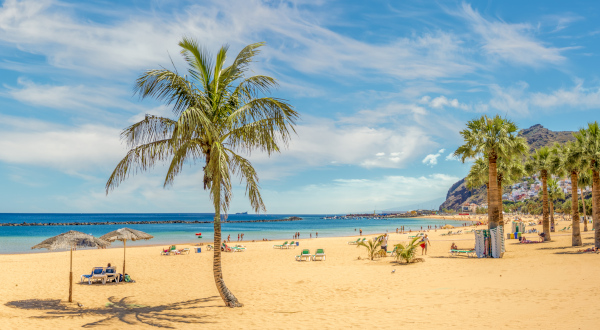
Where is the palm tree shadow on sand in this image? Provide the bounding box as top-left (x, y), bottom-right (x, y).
top-left (6, 296), bottom-right (219, 328)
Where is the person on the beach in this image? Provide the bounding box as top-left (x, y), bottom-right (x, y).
top-left (310, 233), bottom-right (312, 239)
top-left (238, 234), bottom-right (240, 241)
top-left (316, 232), bottom-right (318, 238)
top-left (450, 242), bottom-right (457, 250)
top-left (381, 234), bottom-right (388, 252)
top-left (420, 234), bottom-right (431, 255)
top-left (359, 229), bottom-right (362, 236)
top-left (241, 233), bottom-right (244, 241)
top-left (227, 235), bottom-right (230, 243)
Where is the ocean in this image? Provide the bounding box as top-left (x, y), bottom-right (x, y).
top-left (0, 213), bottom-right (462, 254)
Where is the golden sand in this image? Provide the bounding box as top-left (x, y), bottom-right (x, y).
top-left (1, 217), bottom-right (598, 329)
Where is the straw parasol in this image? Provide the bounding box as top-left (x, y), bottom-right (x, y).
top-left (32, 230), bottom-right (111, 303)
top-left (441, 224), bottom-right (454, 229)
top-left (100, 228), bottom-right (153, 275)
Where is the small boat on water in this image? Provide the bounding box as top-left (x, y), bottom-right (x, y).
top-left (235, 211), bottom-right (248, 215)
top-left (195, 233), bottom-right (202, 238)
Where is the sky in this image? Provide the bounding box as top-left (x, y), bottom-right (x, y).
top-left (1, 0), bottom-right (600, 214)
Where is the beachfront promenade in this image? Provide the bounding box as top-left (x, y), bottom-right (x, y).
top-left (1, 215), bottom-right (598, 329)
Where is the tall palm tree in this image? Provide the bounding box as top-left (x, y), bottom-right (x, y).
top-left (105, 38), bottom-right (299, 307)
top-left (543, 178), bottom-right (564, 232)
top-left (467, 157), bottom-right (526, 227)
top-left (525, 147), bottom-right (554, 241)
top-left (454, 115), bottom-right (527, 229)
top-left (576, 122), bottom-right (600, 248)
top-left (577, 170), bottom-right (592, 232)
top-left (551, 142), bottom-right (586, 246)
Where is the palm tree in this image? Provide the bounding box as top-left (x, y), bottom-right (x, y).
top-left (577, 170), bottom-right (592, 232)
top-left (357, 237), bottom-right (383, 260)
top-left (466, 157), bottom-right (526, 227)
top-left (551, 142), bottom-right (586, 246)
top-left (394, 236), bottom-right (421, 263)
top-left (105, 38), bottom-right (299, 307)
top-left (543, 178), bottom-right (564, 232)
top-left (525, 147), bottom-right (554, 241)
top-left (576, 122), bottom-right (600, 248)
top-left (454, 115), bottom-right (527, 229)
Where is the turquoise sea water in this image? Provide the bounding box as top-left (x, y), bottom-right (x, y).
top-left (0, 213), bottom-right (467, 253)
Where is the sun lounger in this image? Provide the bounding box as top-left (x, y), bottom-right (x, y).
top-left (273, 241), bottom-right (288, 249)
top-left (81, 267), bottom-right (104, 283)
top-left (448, 249), bottom-right (475, 257)
top-left (286, 241), bottom-right (296, 248)
top-left (295, 249), bottom-right (312, 261)
top-left (313, 249), bottom-right (326, 261)
top-left (179, 248), bottom-right (190, 255)
top-left (222, 243), bottom-right (234, 252)
top-left (105, 266), bottom-right (119, 283)
top-left (87, 267), bottom-right (107, 285)
top-left (348, 238), bottom-right (360, 245)
top-left (232, 245), bottom-right (246, 252)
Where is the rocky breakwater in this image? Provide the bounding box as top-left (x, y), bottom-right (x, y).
top-left (0, 216), bottom-right (303, 227)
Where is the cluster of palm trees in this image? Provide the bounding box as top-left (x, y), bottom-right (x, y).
top-left (455, 115), bottom-right (600, 248)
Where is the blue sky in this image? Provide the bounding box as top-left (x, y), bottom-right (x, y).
top-left (1, 0), bottom-right (600, 214)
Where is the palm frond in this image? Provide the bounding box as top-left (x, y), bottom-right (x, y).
top-left (106, 139), bottom-right (173, 193)
top-left (121, 115), bottom-right (176, 148)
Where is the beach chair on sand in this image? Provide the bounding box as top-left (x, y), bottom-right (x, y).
top-left (87, 267), bottom-right (107, 285)
top-left (105, 266), bottom-right (119, 283)
top-left (222, 243), bottom-right (234, 252)
top-left (348, 238), bottom-right (360, 245)
top-left (313, 249), bottom-right (326, 261)
top-left (232, 245), bottom-right (246, 252)
top-left (448, 249), bottom-right (475, 258)
top-left (81, 267), bottom-right (104, 283)
top-left (286, 241), bottom-right (296, 249)
top-left (387, 246), bottom-right (398, 257)
top-left (273, 241), bottom-right (288, 249)
top-left (295, 249), bottom-right (312, 261)
top-left (179, 248), bottom-right (190, 255)
top-left (207, 245), bottom-right (213, 251)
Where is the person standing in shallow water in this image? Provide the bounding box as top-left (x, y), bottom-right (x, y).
top-left (359, 229), bottom-right (362, 236)
top-left (316, 232), bottom-right (318, 238)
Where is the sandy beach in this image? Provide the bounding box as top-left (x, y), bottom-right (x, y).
top-left (1, 217), bottom-right (599, 329)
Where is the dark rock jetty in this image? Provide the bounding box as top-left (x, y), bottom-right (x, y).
top-left (0, 216), bottom-right (303, 227)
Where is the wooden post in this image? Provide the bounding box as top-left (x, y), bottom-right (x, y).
top-left (69, 247), bottom-right (73, 303)
top-left (123, 240), bottom-right (126, 275)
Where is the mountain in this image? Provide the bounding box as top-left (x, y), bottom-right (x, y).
top-left (384, 197), bottom-right (446, 212)
top-left (438, 124), bottom-right (576, 211)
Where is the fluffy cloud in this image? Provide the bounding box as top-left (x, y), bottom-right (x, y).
top-left (459, 3), bottom-right (568, 67)
top-left (0, 115), bottom-right (124, 173)
top-left (0, 0), bottom-right (474, 81)
top-left (261, 173), bottom-right (461, 214)
top-left (422, 149), bottom-right (446, 167)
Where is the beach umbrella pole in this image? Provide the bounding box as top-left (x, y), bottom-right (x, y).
top-left (69, 247), bottom-right (73, 303)
top-left (123, 240), bottom-right (126, 275)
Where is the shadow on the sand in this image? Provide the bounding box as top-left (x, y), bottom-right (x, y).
top-left (5, 296), bottom-right (219, 328)
top-left (538, 242), bottom-right (593, 251)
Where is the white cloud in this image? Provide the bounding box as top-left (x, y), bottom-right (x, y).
top-left (0, 114), bottom-right (125, 173)
top-left (260, 173), bottom-right (460, 214)
top-left (445, 153), bottom-right (459, 161)
top-left (422, 149), bottom-right (446, 167)
top-left (459, 3), bottom-right (568, 67)
top-left (0, 0), bottom-right (474, 81)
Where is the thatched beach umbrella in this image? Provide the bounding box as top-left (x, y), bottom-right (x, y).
top-left (100, 228), bottom-right (153, 275)
top-left (32, 230), bottom-right (110, 303)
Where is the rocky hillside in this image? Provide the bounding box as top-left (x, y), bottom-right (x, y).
top-left (438, 124), bottom-right (575, 211)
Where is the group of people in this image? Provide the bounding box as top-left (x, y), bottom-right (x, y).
top-left (226, 233), bottom-right (245, 243)
top-left (292, 232), bottom-right (318, 239)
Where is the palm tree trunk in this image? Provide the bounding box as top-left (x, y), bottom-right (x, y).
top-left (593, 169), bottom-right (600, 249)
top-left (580, 188), bottom-right (588, 232)
top-left (488, 154), bottom-right (500, 229)
top-left (550, 200), bottom-right (555, 232)
top-left (541, 170), bottom-right (550, 241)
top-left (213, 203), bottom-right (243, 307)
top-left (571, 171), bottom-right (582, 246)
top-left (497, 177), bottom-right (504, 227)
top-left (486, 183), bottom-right (490, 225)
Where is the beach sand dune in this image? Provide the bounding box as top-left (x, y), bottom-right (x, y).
top-left (1, 219), bottom-right (599, 329)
